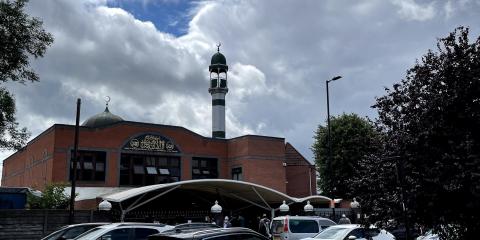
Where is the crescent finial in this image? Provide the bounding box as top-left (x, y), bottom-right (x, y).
top-left (217, 42), bottom-right (221, 52)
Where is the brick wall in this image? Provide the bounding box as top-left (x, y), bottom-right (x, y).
top-left (285, 143), bottom-right (316, 197)
top-left (227, 136), bottom-right (287, 193)
top-left (2, 122), bottom-right (311, 197)
top-left (2, 127), bottom-right (56, 189)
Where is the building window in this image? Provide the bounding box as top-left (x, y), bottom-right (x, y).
top-left (120, 154), bottom-right (180, 186)
top-left (70, 150), bottom-right (106, 181)
top-left (232, 167), bottom-right (242, 181)
top-left (192, 157), bottom-right (218, 179)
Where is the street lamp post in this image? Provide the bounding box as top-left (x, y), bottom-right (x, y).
top-left (326, 75), bottom-right (342, 220)
top-left (326, 76), bottom-right (341, 221)
top-left (279, 200), bottom-right (289, 216)
top-left (304, 201), bottom-right (314, 216)
top-left (211, 200), bottom-right (222, 226)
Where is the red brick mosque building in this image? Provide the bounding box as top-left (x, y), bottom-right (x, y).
top-left (1, 48), bottom-right (316, 206)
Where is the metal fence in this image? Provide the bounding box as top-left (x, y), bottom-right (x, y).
top-left (314, 208), bottom-right (357, 223)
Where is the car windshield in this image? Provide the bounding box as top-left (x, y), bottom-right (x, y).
top-left (314, 227), bottom-right (351, 239)
top-left (73, 226), bottom-right (106, 240)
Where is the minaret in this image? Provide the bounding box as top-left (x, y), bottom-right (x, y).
top-left (209, 44), bottom-right (228, 138)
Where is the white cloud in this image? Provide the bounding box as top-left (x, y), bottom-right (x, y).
top-left (444, 1), bottom-right (454, 19)
top-left (1, 0), bottom-right (479, 174)
top-left (392, 0), bottom-right (436, 21)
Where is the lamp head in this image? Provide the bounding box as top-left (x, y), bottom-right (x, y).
top-left (331, 76), bottom-right (342, 81)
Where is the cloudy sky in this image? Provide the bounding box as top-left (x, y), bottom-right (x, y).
top-left (2, 0), bottom-right (480, 177)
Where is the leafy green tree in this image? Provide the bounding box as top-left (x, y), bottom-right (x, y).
top-left (361, 27), bottom-right (480, 239)
top-left (27, 183), bottom-right (70, 209)
top-left (0, 0), bottom-right (53, 150)
top-left (0, 0), bottom-right (53, 83)
top-left (312, 113), bottom-right (381, 198)
top-left (0, 88), bottom-right (29, 149)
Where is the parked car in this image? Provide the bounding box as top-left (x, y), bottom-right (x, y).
top-left (416, 230), bottom-right (438, 240)
top-left (270, 216), bottom-right (337, 240)
top-left (300, 224), bottom-right (395, 240)
top-left (41, 222), bottom-right (110, 240)
top-left (162, 222), bottom-right (221, 233)
top-left (73, 222), bottom-right (174, 240)
top-left (148, 227), bottom-right (270, 240)
top-left (387, 225), bottom-right (420, 240)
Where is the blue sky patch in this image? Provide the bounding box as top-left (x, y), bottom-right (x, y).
top-left (107, 0), bottom-right (196, 36)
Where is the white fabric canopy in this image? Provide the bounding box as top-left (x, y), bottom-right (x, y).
top-left (102, 179), bottom-right (332, 221)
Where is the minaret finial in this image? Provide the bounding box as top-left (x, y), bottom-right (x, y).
top-left (105, 96), bottom-right (111, 108)
top-left (217, 42), bottom-right (221, 52)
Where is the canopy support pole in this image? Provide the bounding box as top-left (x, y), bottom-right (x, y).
top-left (251, 186), bottom-right (271, 209)
top-left (228, 192), bottom-right (271, 211)
top-left (118, 202), bottom-right (125, 222)
top-left (125, 192), bottom-right (149, 212)
top-left (123, 185), bottom-right (181, 217)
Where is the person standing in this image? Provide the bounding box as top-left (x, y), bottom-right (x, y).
top-left (338, 214), bottom-right (351, 224)
top-left (238, 214), bottom-right (246, 227)
top-left (258, 214), bottom-right (270, 237)
top-left (223, 216), bottom-right (232, 228)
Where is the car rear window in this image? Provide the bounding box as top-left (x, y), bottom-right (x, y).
top-left (271, 220), bottom-right (284, 234)
top-left (289, 220), bottom-right (319, 233)
top-left (317, 219), bottom-right (336, 230)
top-left (135, 228), bottom-right (160, 240)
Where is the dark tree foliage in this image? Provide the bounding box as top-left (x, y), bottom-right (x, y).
top-left (0, 0), bottom-right (53, 150)
top-left (0, 0), bottom-right (54, 83)
top-left (0, 88), bottom-right (28, 149)
top-left (364, 27), bottom-right (480, 239)
top-left (312, 113), bottom-right (381, 198)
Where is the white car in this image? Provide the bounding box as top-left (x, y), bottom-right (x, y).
top-left (41, 222), bottom-right (110, 240)
top-left (73, 222), bottom-right (174, 240)
top-left (416, 230), bottom-right (438, 240)
top-left (300, 224), bottom-right (395, 240)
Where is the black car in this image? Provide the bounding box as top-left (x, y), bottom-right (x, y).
top-left (388, 225), bottom-right (420, 240)
top-left (148, 227), bottom-right (270, 240)
top-left (41, 222), bottom-right (110, 240)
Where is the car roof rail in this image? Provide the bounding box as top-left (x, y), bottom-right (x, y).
top-left (117, 222), bottom-right (166, 227)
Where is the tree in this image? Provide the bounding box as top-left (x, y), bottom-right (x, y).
top-left (0, 88), bottom-right (29, 149)
top-left (0, 0), bottom-right (53, 150)
top-left (27, 183), bottom-right (70, 209)
top-left (361, 27), bottom-right (480, 239)
top-left (312, 113), bottom-right (381, 199)
top-left (0, 0), bottom-right (53, 83)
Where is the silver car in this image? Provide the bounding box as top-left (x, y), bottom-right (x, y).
top-left (74, 222), bottom-right (174, 240)
top-left (41, 222), bottom-right (110, 240)
top-left (300, 224), bottom-right (395, 240)
top-left (271, 216), bottom-right (337, 240)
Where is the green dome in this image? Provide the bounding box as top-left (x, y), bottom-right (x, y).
top-left (211, 52), bottom-right (227, 65)
top-left (209, 51), bottom-right (228, 73)
top-left (82, 107), bottom-right (123, 128)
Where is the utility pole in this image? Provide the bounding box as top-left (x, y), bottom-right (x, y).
top-left (69, 98), bottom-right (81, 224)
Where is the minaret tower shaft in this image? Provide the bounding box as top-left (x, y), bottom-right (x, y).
top-left (209, 44), bottom-right (229, 138)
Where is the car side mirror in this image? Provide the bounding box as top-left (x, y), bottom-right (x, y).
top-left (348, 236), bottom-right (357, 240)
